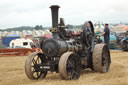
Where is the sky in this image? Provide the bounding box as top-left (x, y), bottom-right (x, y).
top-left (0, 0), bottom-right (128, 29)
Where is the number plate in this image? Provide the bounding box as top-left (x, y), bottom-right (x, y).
top-left (40, 66), bottom-right (50, 69)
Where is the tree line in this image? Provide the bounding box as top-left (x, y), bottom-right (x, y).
top-left (0, 24), bottom-right (83, 32)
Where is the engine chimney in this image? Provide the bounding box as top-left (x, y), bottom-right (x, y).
top-left (50, 5), bottom-right (60, 28)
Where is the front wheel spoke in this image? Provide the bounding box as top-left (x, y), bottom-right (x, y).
top-left (32, 59), bottom-right (37, 65)
top-left (32, 69), bottom-right (36, 74)
top-left (32, 71), bottom-right (35, 74)
top-left (31, 65), bottom-right (34, 67)
top-left (36, 72), bottom-right (39, 78)
top-left (36, 57), bottom-right (40, 64)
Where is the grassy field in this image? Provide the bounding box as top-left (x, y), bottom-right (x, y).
top-left (0, 50), bottom-right (128, 85)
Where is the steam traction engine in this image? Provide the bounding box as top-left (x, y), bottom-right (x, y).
top-left (25, 5), bottom-right (111, 80)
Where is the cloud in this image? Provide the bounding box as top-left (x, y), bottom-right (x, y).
top-left (0, 0), bottom-right (128, 29)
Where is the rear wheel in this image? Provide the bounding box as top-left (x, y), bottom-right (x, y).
top-left (59, 52), bottom-right (81, 80)
top-left (93, 44), bottom-right (111, 73)
top-left (25, 52), bottom-right (47, 80)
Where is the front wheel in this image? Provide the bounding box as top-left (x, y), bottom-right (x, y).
top-left (25, 52), bottom-right (47, 80)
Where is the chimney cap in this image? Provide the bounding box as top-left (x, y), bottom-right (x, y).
top-left (50, 5), bottom-right (60, 8)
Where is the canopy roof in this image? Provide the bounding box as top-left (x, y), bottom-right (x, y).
top-left (111, 24), bottom-right (128, 32)
top-left (95, 21), bottom-right (105, 32)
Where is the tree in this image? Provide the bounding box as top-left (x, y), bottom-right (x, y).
top-left (34, 25), bottom-right (40, 30)
top-left (39, 25), bottom-right (44, 30)
top-left (34, 25), bottom-right (44, 30)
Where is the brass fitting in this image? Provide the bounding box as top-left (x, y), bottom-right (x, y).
top-left (50, 28), bottom-right (58, 32)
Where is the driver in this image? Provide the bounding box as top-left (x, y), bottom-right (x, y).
top-left (86, 22), bottom-right (92, 35)
top-left (85, 21), bottom-right (94, 46)
top-left (82, 21), bottom-right (95, 51)
top-left (86, 22), bottom-right (92, 46)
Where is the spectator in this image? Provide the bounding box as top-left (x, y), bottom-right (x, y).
top-left (101, 24), bottom-right (110, 47)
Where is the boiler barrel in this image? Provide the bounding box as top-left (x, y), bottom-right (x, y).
top-left (42, 39), bottom-right (81, 57)
top-left (42, 39), bottom-right (68, 57)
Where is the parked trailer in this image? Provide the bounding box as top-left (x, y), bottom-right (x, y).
top-left (10, 38), bottom-right (34, 48)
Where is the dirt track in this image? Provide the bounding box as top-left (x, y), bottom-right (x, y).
top-left (0, 50), bottom-right (128, 85)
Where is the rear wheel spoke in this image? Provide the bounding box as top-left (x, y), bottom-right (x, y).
top-left (67, 59), bottom-right (74, 68)
top-left (67, 56), bottom-right (80, 79)
top-left (72, 70), bottom-right (80, 77)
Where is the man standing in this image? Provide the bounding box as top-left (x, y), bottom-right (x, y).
top-left (101, 24), bottom-right (110, 46)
